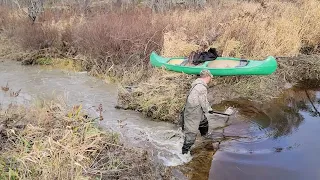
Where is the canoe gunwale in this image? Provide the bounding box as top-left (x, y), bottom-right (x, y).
top-left (150, 51), bottom-right (277, 76)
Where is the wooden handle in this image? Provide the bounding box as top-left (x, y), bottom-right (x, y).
top-left (211, 111), bottom-right (231, 116)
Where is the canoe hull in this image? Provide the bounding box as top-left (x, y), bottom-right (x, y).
top-left (150, 52), bottom-right (277, 76)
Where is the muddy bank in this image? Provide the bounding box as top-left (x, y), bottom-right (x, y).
top-left (178, 139), bottom-right (217, 180)
top-left (116, 54), bottom-right (320, 123)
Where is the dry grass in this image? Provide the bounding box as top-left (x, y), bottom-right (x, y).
top-left (117, 68), bottom-right (194, 122)
top-left (0, 34), bottom-right (21, 59)
top-left (114, 0), bottom-right (320, 123)
top-left (0, 7), bottom-right (165, 81)
top-left (2, 0), bottom-right (320, 73)
top-left (0, 99), bottom-right (170, 180)
top-left (161, 0), bottom-right (320, 58)
top-left (117, 55), bottom-right (320, 123)
top-left (1, 0), bottom-right (320, 124)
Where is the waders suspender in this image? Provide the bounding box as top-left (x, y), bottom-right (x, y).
top-left (180, 83), bottom-right (202, 129)
top-left (184, 83), bottom-right (201, 105)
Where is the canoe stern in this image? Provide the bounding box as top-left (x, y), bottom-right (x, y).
top-left (260, 56), bottom-right (278, 74)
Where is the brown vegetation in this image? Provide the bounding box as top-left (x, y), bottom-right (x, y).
top-left (161, 0), bottom-right (320, 58)
top-left (117, 69), bottom-right (194, 122)
top-left (72, 9), bottom-right (165, 78)
top-left (118, 54), bottom-right (320, 123)
top-left (0, 1), bottom-right (320, 179)
top-left (1, 0), bottom-right (320, 124)
top-left (0, 99), bottom-right (171, 179)
top-left (2, 0), bottom-right (320, 74)
top-left (0, 6), bottom-right (165, 82)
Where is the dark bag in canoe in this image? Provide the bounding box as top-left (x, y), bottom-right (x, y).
top-left (192, 48), bottom-right (220, 65)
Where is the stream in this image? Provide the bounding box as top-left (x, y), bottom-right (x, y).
top-left (0, 60), bottom-right (194, 167)
top-left (1, 60), bottom-right (319, 180)
top-left (209, 88), bottom-right (320, 179)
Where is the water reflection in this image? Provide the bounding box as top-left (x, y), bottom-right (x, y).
top-left (303, 90), bottom-right (320, 117)
top-left (216, 88), bottom-right (319, 141)
top-left (209, 87), bottom-right (320, 180)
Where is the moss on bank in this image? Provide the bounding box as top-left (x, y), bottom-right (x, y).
top-left (36, 57), bottom-right (83, 71)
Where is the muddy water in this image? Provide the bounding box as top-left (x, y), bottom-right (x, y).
top-left (0, 61), bottom-right (193, 167)
top-left (0, 61), bottom-right (231, 170)
top-left (2, 61), bottom-right (320, 180)
top-left (209, 88), bottom-right (320, 180)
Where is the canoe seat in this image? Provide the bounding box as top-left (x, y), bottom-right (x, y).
top-left (207, 60), bottom-right (242, 68)
top-left (167, 59), bottom-right (185, 65)
top-left (167, 58), bottom-right (205, 66)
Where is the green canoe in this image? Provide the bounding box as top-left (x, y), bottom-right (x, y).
top-left (150, 51), bottom-right (277, 76)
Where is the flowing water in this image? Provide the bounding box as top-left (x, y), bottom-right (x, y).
top-left (0, 60), bottom-right (192, 166)
top-left (1, 60), bottom-right (320, 180)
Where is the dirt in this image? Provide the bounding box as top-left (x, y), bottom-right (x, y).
top-left (178, 138), bottom-right (217, 180)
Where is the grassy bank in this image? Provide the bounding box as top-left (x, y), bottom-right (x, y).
top-left (1, 0), bottom-right (320, 123)
top-left (0, 98), bottom-right (171, 179)
top-left (118, 54), bottom-right (320, 123)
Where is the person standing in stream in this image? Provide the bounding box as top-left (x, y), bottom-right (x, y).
top-left (181, 69), bottom-right (214, 154)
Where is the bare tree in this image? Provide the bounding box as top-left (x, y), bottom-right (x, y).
top-left (148, 0), bottom-right (207, 13)
top-left (27, 0), bottom-right (44, 23)
top-left (84, 0), bottom-right (90, 13)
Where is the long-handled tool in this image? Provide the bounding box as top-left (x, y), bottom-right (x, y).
top-left (210, 111), bottom-right (231, 116)
top-left (210, 107), bottom-right (235, 117)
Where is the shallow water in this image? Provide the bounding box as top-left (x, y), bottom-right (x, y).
top-left (0, 61), bottom-right (233, 168)
top-left (0, 61), bottom-right (192, 166)
top-left (1, 61), bottom-right (320, 180)
top-left (209, 89), bottom-right (320, 180)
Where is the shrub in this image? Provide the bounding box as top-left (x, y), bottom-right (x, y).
top-left (73, 8), bottom-right (165, 75)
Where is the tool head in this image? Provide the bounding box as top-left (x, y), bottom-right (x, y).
top-left (224, 107), bottom-right (235, 115)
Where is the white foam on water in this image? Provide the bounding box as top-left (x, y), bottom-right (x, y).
top-left (115, 124), bottom-right (197, 166)
top-left (158, 152), bottom-right (193, 166)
